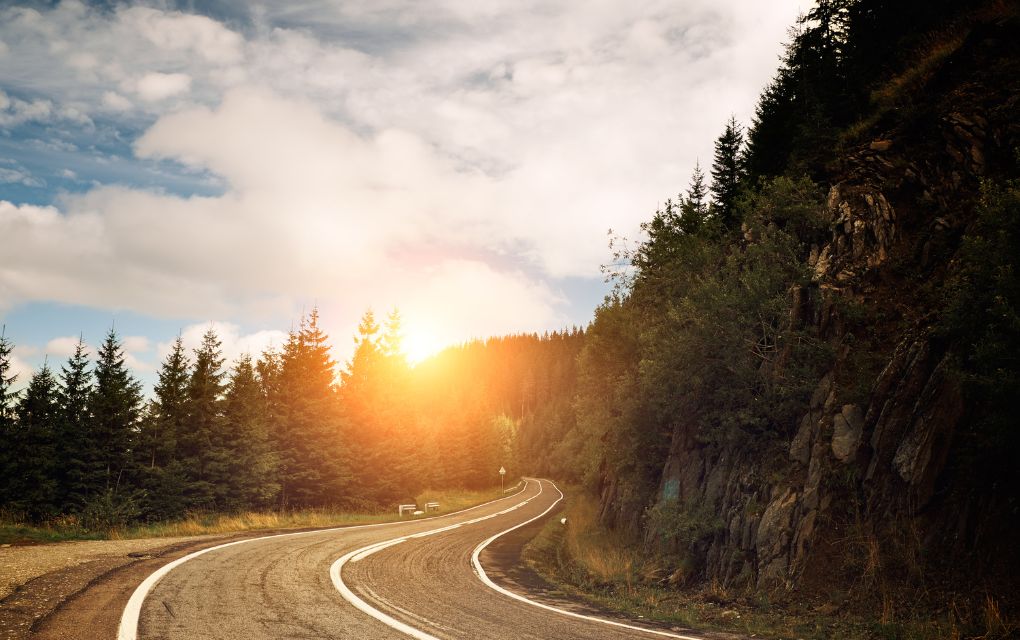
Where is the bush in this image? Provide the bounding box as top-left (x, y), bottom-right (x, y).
top-left (80, 489), bottom-right (141, 532)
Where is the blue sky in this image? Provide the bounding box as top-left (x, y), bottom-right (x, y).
top-left (0, 0), bottom-right (805, 391)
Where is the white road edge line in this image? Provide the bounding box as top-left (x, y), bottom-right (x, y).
top-left (470, 479), bottom-right (706, 640)
top-left (329, 479), bottom-right (543, 640)
top-left (117, 481), bottom-right (527, 640)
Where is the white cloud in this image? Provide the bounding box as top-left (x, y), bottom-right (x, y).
top-left (45, 335), bottom-right (86, 358)
top-left (123, 335), bottom-right (151, 353)
top-left (0, 167), bottom-right (43, 187)
top-left (0, 89), bottom-right (54, 126)
top-left (0, 0), bottom-right (807, 353)
top-left (8, 352), bottom-right (35, 392)
top-left (133, 72), bottom-right (191, 101)
top-left (123, 6), bottom-right (244, 65)
top-left (44, 333), bottom-right (150, 371)
top-left (101, 90), bottom-right (132, 111)
top-left (159, 322), bottom-right (289, 370)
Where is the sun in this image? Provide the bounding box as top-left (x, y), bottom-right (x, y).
top-left (402, 325), bottom-right (445, 365)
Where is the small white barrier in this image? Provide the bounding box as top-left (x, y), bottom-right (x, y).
top-left (398, 504), bottom-right (416, 516)
top-left (425, 502), bottom-right (440, 512)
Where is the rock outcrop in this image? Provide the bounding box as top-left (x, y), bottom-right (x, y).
top-left (602, 15), bottom-right (1020, 602)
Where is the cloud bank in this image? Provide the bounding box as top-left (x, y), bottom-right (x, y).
top-left (0, 0), bottom-right (805, 356)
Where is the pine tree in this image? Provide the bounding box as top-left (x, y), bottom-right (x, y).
top-left (57, 338), bottom-right (93, 512)
top-left (89, 329), bottom-right (143, 495)
top-left (680, 161), bottom-right (709, 234)
top-left (256, 345), bottom-right (284, 493)
top-left (710, 116), bottom-right (746, 227)
top-left (181, 328), bottom-right (228, 509)
top-left (341, 309), bottom-right (381, 395)
top-left (341, 309), bottom-right (394, 502)
top-left (0, 329), bottom-right (18, 509)
top-left (222, 354), bottom-right (279, 509)
top-left (11, 363), bottom-right (61, 519)
top-left (136, 336), bottom-right (190, 518)
top-left (277, 309), bottom-right (350, 508)
top-left (377, 309), bottom-right (416, 498)
top-left (145, 336), bottom-right (189, 469)
top-left (381, 309), bottom-right (405, 361)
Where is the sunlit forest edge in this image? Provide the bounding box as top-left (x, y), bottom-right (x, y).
top-left (0, 309), bottom-right (578, 536)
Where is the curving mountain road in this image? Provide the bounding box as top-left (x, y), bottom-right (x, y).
top-left (107, 479), bottom-right (711, 640)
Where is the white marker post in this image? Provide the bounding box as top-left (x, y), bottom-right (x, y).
top-left (499, 466), bottom-right (506, 494)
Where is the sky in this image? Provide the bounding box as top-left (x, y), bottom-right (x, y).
top-left (0, 0), bottom-right (806, 390)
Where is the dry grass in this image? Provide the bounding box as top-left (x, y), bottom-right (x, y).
top-left (842, 0), bottom-right (1019, 147)
top-left (556, 491), bottom-right (643, 588)
top-left (0, 483), bottom-right (521, 544)
top-left (523, 486), bottom-right (1020, 640)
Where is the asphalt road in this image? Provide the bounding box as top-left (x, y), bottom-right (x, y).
top-left (120, 479), bottom-right (707, 640)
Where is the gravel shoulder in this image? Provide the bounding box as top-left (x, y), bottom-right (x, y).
top-left (0, 532), bottom-right (264, 640)
top-left (0, 536), bottom-right (219, 601)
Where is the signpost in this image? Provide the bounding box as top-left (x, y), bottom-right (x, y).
top-left (499, 466), bottom-right (506, 494)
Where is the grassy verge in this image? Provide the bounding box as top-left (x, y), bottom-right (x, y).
top-left (0, 481), bottom-right (523, 545)
top-left (522, 486), bottom-right (1014, 640)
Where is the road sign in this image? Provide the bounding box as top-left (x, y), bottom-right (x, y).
top-left (499, 466), bottom-right (506, 475)
top-left (499, 466), bottom-right (506, 495)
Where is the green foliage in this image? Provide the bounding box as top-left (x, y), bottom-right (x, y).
top-left (139, 336), bottom-right (189, 471)
top-left (744, 0), bottom-right (975, 179)
top-left (221, 354), bottom-right (280, 510)
top-left (552, 172), bottom-right (830, 551)
top-left (57, 339), bottom-right (93, 512)
top-left (710, 116), bottom-right (747, 226)
top-left (0, 330), bottom-right (18, 511)
top-left (88, 330), bottom-right (143, 495)
top-left (79, 487), bottom-right (140, 531)
top-left (6, 364), bottom-right (61, 519)
top-left (179, 328), bottom-right (229, 509)
top-left (940, 178), bottom-right (1020, 496)
top-left (645, 500), bottom-right (724, 553)
top-left (275, 309), bottom-right (352, 508)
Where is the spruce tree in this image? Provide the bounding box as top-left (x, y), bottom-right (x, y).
top-left (257, 345), bottom-right (285, 502)
top-left (136, 336), bottom-right (190, 518)
top-left (0, 329), bottom-right (18, 509)
top-left (341, 310), bottom-right (381, 395)
top-left (377, 309), bottom-right (416, 499)
top-left (381, 309), bottom-right (405, 361)
top-left (181, 328), bottom-right (228, 509)
top-left (222, 354), bottom-right (279, 509)
top-left (710, 116), bottom-right (746, 227)
top-left (12, 363), bottom-right (61, 519)
top-left (277, 309), bottom-right (350, 508)
top-left (680, 161), bottom-right (709, 234)
top-left (57, 338), bottom-right (93, 512)
top-left (89, 329), bottom-right (143, 495)
top-left (341, 310), bottom-right (389, 502)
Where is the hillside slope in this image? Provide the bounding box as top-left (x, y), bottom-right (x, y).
top-left (524, 5), bottom-right (1020, 636)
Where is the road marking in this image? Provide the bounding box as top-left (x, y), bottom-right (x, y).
top-left (329, 479), bottom-right (543, 640)
top-left (352, 538), bottom-right (407, 562)
top-left (117, 483), bottom-right (528, 640)
top-left (471, 480), bottom-right (705, 640)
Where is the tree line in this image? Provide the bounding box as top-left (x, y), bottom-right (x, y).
top-left (0, 311), bottom-right (582, 527)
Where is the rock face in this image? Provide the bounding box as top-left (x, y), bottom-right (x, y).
top-left (598, 17), bottom-right (1020, 597)
top-left (831, 404), bottom-right (863, 462)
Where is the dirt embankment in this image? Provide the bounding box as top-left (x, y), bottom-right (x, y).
top-left (0, 534), bottom-right (240, 640)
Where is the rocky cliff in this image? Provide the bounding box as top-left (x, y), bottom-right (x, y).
top-left (618, 14), bottom-right (1020, 616)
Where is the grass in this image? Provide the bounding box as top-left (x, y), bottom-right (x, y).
top-left (0, 481), bottom-right (523, 545)
top-left (840, 0), bottom-right (1019, 148)
top-left (522, 486), bottom-right (1017, 640)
